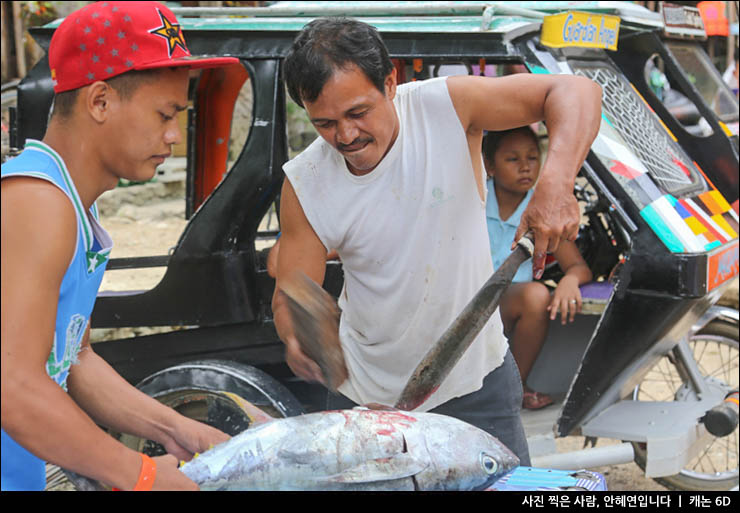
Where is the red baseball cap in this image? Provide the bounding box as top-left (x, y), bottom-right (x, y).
top-left (49, 1), bottom-right (240, 93)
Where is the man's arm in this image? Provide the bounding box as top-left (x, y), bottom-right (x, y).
top-left (0, 178), bottom-right (213, 490)
top-left (271, 178), bottom-right (331, 384)
top-left (67, 327), bottom-right (229, 461)
top-left (447, 73), bottom-right (602, 278)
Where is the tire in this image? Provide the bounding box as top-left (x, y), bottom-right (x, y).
top-left (631, 320), bottom-right (739, 491)
top-left (111, 359), bottom-right (305, 456)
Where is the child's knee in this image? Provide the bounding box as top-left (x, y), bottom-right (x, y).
top-left (523, 282), bottom-right (551, 311)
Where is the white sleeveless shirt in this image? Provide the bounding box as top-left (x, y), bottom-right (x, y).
top-left (283, 77), bottom-right (508, 411)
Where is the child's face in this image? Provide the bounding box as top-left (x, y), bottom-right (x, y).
top-left (485, 131), bottom-right (541, 194)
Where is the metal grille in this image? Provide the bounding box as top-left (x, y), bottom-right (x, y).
top-left (573, 65), bottom-right (703, 198)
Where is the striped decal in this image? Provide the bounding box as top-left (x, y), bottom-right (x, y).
top-left (705, 240), bottom-right (723, 251)
top-left (528, 64), bottom-right (550, 75)
top-left (610, 160), bottom-right (643, 180)
top-left (640, 202), bottom-right (686, 253)
top-left (628, 172), bottom-right (663, 206)
top-left (639, 194), bottom-right (736, 253)
top-left (684, 216), bottom-right (706, 235)
top-left (707, 190), bottom-right (733, 213)
top-left (699, 191), bottom-right (727, 215)
top-left (728, 204), bottom-right (740, 224)
top-left (724, 211), bottom-right (740, 235)
top-left (673, 202), bottom-right (722, 250)
top-left (662, 195), bottom-right (707, 252)
top-left (695, 190), bottom-right (738, 240)
top-left (712, 215), bottom-right (738, 239)
top-left (674, 200), bottom-right (692, 219)
top-left (681, 198), bottom-right (731, 243)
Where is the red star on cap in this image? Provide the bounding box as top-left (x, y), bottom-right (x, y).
top-left (148, 8), bottom-right (188, 58)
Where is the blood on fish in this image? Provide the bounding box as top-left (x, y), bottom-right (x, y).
top-left (335, 408), bottom-right (418, 436)
top-left (362, 410), bottom-right (417, 437)
top-left (359, 410), bottom-right (418, 424)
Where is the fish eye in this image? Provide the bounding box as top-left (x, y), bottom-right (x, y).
top-left (480, 453), bottom-right (498, 474)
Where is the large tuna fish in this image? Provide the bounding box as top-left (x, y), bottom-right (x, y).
top-left (179, 407), bottom-right (519, 491)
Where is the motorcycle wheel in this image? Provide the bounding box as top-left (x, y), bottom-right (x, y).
top-left (110, 359), bottom-right (305, 456)
top-left (631, 320), bottom-right (738, 491)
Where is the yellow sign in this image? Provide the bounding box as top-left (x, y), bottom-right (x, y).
top-left (540, 11), bottom-right (620, 51)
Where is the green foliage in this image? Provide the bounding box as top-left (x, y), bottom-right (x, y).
top-left (20, 1), bottom-right (59, 27)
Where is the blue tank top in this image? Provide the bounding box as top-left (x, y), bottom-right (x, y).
top-left (1, 140), bottom-right (112, 491)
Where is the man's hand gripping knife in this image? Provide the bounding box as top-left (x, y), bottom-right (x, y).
top-left (279, 271), bottom-right (348, 392)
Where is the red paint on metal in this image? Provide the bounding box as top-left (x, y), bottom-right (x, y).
top-left (672, 158), bottom-right (692, 178)
top-left (609, 160), bottom-right (643, 180)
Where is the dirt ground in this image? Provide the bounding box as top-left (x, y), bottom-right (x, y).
top-left (52, 177), bottom-right (734, 492)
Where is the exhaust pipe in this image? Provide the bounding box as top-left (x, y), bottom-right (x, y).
top-left (532, 442), bottom-right (635, 470)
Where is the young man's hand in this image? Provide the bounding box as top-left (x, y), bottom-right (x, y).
top-left (160, 416), bottom-right (231, 463)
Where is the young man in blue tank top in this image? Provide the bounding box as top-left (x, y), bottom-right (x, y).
top-left (1, 2), bottom-right (239, 491)
top-left (272, 18), bottom-right (603, 466)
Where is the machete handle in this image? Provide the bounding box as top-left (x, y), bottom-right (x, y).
top-left (516, 232), bottom-right (535, 258)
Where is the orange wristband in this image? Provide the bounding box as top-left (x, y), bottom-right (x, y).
top-left (112, 453), bottom-right (157, 491)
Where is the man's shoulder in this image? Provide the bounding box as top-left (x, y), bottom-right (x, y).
top-left (284, 134), bottom-right (337, 176)
top-left (396, 76), bottom-right (448, 98)
top-left (2, 176), bottom-right (76, 224)
top-left (1, 140), bottom-right (66, 188)
top-left (395, 77), bottom-right (456, 121)
top-left (2, 177), bottom-right (77, 268)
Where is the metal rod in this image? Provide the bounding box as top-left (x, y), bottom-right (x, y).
top-left (531, 442), bottom-right (635, 470)
top-left (107, 255), bottom-right (170, 270)
top-left (170, 2), bottom-right (547, 19)
top-left (484, 4), bottom-right (545, 20)
top-left (673, 337), bottom-right (710, 400)
top-left (172, 4), bottom-right (483, 17)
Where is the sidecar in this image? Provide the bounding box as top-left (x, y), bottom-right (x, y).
top-left (12, 1), bottom-right (738, 491)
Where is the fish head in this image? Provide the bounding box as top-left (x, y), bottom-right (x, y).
top-left (408, 412), bottom-right (520, 491)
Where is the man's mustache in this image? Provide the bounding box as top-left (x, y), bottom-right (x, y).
top-left (337, 137), bottom-right (373, 152)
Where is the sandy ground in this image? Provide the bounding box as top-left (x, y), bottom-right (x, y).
top-left (45, 177), bottom-right (737, 491)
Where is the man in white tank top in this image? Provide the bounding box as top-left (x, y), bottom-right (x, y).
top-left (273, 18), bottom-right (602, 464)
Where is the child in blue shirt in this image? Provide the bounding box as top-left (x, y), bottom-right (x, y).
top-left (484, 127), bottom-right (592, 409)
